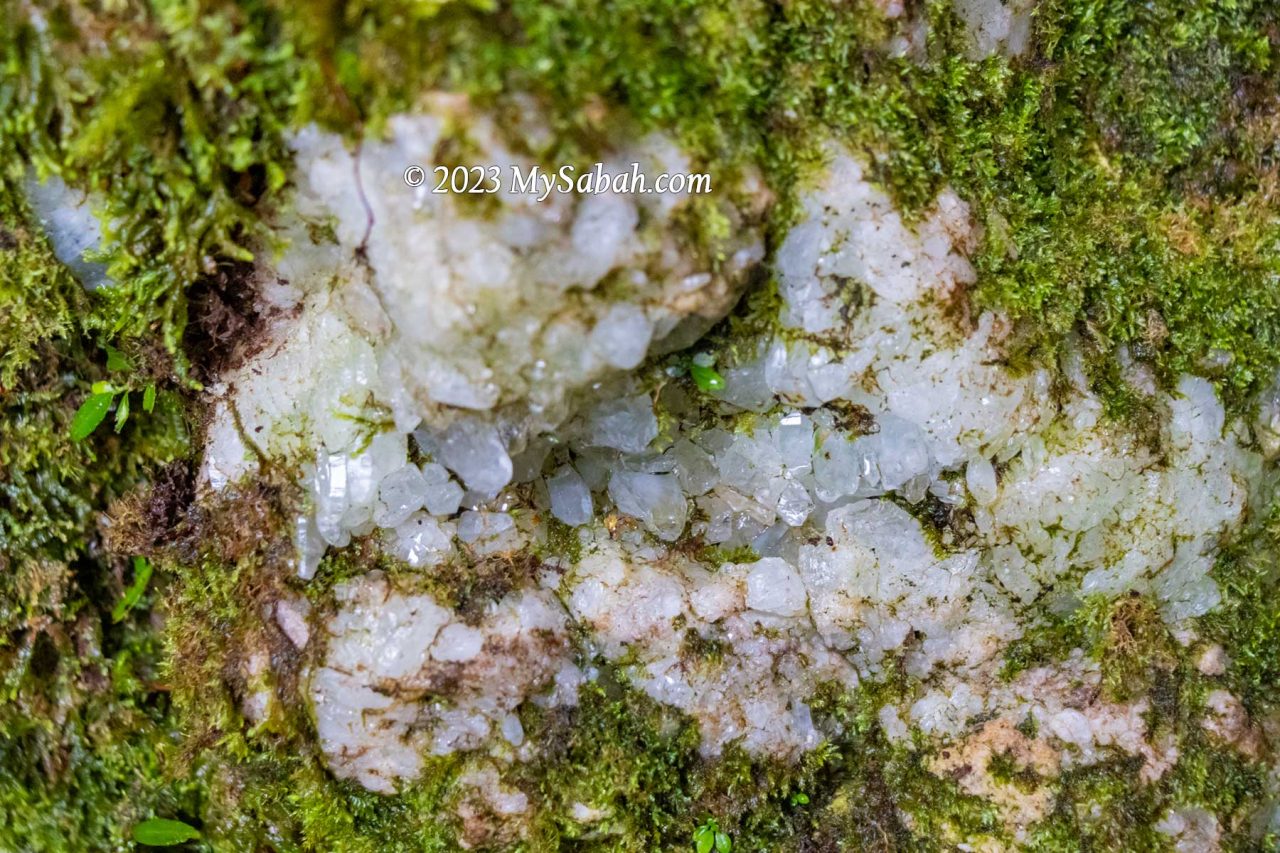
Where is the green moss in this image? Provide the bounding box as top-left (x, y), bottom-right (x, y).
top-left (546, 0), bottom-right (1280, 406)
top-left (1199, 503), bottom-right (1280, 714)
top-left (695, 544), bottom-right (760, 567)
top-left (0, 192), bottom-right (82, 386)
top-left (680, 627), bottom-right (730, 667)
top-left (540, 517), bottom-right (584, 564)
top-left (510, 671), bottom-right (892, 851)
top-left (156, 492), bottom-right (474, 851)
top-left (1001, 568), bottom-right (1278, 850)
top-left (0, 563), bottom-right (206, 852)
top-left (0, 166), bottom-right (198, 851)
top-left (1000, 593), bottom-right (1186, 704)
top-left (191, 743), bottom-right (464, 851)
top-left (1000, 607), bottom-right (1089, 682)
top-left (473, 0), bottom-right (1277, 406)
top-left (1093, 595), bottom-right (1179, 703)
top-left (0, 179), bottom-right (185, 568)
top-left (3, 0), bottom-right (299, 364)
top-left (1024, 755), bottom-right (1165, 852)
top-left (10, 0), bottom-right (1279, 397)
top-left (510, 676), bottom-right (702, 850)
top-left (988, 749), bottom-right (1043, 795)
top-left (1023, 682), bottom-right (1270, 852)
top-left (809, 677), bottom-right (1007, 848)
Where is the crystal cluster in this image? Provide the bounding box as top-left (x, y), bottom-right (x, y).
top-left (203, 134), bottom-right (1265, 819)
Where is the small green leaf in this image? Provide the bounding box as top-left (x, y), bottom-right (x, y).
top-left (114, 391), bottom-right (131, 433)
top-left (112, 557), bottom-right (154, 623)
top-left (70, 392), bottom-right (115, 441)
top-left (143, 383), bottom-right (157, 413)
top-left (694, 828), bottom-right (714, 853)
top-left (105, 344), bottom-right (133, 372)
top-left (91, 380), bottom-right (115, 395)
top-left (714, 831), bottom-right (732, 853)
top-left (266, 160), bottom-right (287, 192)
top-left (132, 818), bottom-right (200, 846)
top-left (690, 364), bottom-right (726, 393)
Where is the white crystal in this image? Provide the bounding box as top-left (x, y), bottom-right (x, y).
top-left (745, 557), bottom-right (808, 617)
top-left (965, 455), bottom-right (998, 506)
top-left (365, 432), bottom-right (409, 486)
top-left (776, 411), bottom-right (815, 470)
top-left (775, 480), bottom-right (814, 527)
top-left (295, 513), bottom-right (327, 579)
top-left (565, 193), bottom-right (639, 286)
top-left (438, 422), bottom-right (512, 495)
top-left (873, 414), bottom-right (932, 491)
top-left (457, 511), bottom-right (521, 554)
top-left (391, 513), bottom-right (454, 568)
top-left (373, 465), bottom-right (428, 528)
top-left (23, 172), bottom-right (111, 289)
top-left (420, 463), bottom-right (465, 516)
top-left (590, 303), bottom-right (654, 370)
top-left (314, 451), bottom-right (352, 547)
top-left (715, 355), bottom-right (774, 412)
top-left (547, 465), bottom-right (594, 526)
top-left (501, 713), bottom-right (525, 747)
top-left (812, 435), bottom-right (866, 500)
top-left (584, 395), bottom-right (659, 454)
top-left (608, 471), bottom-right (687, 540)
top-left (432, 623), bottom-right (485, 663)
top-left (671, 439), bottom-right (719, 496)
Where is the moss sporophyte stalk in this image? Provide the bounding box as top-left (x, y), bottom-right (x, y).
top-left (2, 0), bottom-right (1279, 850)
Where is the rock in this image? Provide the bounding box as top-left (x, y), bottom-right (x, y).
top-left (583, 395), bottom-right (659, 454)
top-left (547, 465), bottom-right (593, 527)
top-left (744, 558), bottom-right (808, 617)
top-left (373, 464), bottom-right (428, 528)
top-left (590, 303), bottom-right (653, 369)
top-left (23, 171), bottom-right (111, 289)
top-left (275, 596), bottom-right (312, 649)
top-left (1196, 644), bottom-right (1228, 676)
top-left (965, 455), bottom-right (998, 505)
top-left (420, 463), bottom-right (465, 516)
top-left (390, 513), bottom-right (455, 568)
top-left (608, 471), bottom-right (687, 540)
top-left (457, 511), bottom-right (521, 555)
top-left (432, 623), bottom-right (485, 663)
top-left (775, 480), bottom-right (814, 527)
top-left (439, 422), bottom-right (513, 495)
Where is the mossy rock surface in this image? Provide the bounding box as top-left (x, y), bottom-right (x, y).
top-left (2, 0), bottom-right (1280, 850)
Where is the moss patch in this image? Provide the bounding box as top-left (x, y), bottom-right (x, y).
top-left (10, 0), bottom-right (1280, 400)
